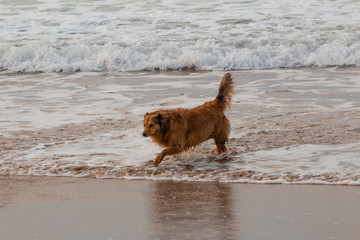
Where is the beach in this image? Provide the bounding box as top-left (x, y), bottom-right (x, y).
top-left (1, 0), bottom-right (360, 239)
top-left (1, 176), bottom-right (360, 240)
top-left (1, 68), bottom-right (360, 239)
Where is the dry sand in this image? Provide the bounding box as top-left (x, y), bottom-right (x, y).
top-left (0, 176), bottom-right (360, 240)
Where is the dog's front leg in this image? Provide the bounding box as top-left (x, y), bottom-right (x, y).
top-left (154, 147), bottom-right (182, 166)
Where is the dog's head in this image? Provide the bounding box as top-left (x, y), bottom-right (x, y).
top-left (143, 112), bottom-right (168, 138)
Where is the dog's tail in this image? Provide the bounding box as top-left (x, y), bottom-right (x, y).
top-left (216, 73), bottom-right (234, 112)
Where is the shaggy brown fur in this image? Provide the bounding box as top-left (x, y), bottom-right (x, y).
top-left (143, 73), bottom-right (234, 166)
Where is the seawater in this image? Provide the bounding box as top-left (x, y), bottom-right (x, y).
top-left (1, 69), bottom-right (360, 185)
top-left (0, 0), bottom-right (359, 72)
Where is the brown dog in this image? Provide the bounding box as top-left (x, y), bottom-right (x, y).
top-left (143, 73), bottom-right (234, 166)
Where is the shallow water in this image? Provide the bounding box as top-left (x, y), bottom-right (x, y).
top-left (1, 68), bottom-right (360, 184)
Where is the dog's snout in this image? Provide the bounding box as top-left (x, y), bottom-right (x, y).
top-left (142, 132), bottom-right (147, 137)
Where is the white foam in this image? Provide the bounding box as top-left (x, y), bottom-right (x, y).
top-left (0, 0), bottom-right (359, 72)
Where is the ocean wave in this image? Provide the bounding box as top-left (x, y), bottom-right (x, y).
top-left (1, 41), bottom-right (359, 72)
top-left (2, 0), bottom-right (360, 72)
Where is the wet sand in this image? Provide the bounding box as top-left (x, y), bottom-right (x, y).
top-left (0, 176), bottom-right (360, 240)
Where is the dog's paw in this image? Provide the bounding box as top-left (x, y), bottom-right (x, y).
top-left (208, 149), bottom-right (218, 156)
top-left (153, 157), bottom-right (161, 166)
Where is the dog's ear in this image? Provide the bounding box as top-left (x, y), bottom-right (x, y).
top-left (144, 112), bottom-right (149, 118)
top-left (157, 113), bottom-right (169, 138)
top-left (156, 113), bottom-right (163, 121)
top-left (155, 113), bottom-right (163, 126)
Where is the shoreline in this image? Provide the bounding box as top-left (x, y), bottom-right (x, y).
top-left (2, 173), bottom-right (360, 186)
top-left (1, 175), bottom-right (360, 240)
top-left (1, 65), bottom-right (360, 75)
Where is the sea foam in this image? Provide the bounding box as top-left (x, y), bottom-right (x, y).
top-left (0, 0), bottom-right (359, 72)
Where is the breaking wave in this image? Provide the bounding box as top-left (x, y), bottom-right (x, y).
top-left (1, 41), bottom-right (359, 72)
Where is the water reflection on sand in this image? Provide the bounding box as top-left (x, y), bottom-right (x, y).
top-left (148, 181), bottom-right (238, 239)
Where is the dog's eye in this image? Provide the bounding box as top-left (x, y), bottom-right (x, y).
top-left (149, 124), bottom-right (154, 128)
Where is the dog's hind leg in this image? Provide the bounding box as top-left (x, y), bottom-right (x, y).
top-left (213, 116), bottom-right (230, 154)
top-left (214, 137), bottom-right (227, 154)
top-left (153, 147), bottom-right (182, 166)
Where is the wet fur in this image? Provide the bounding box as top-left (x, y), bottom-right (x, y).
top-left (143, 73), bottom-right (234, 166)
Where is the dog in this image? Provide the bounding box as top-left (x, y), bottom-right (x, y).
top-left (143, 73), bottom-right (234, 166)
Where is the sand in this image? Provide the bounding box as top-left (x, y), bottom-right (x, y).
top-left (0, 176), bottom-right (360, 240)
